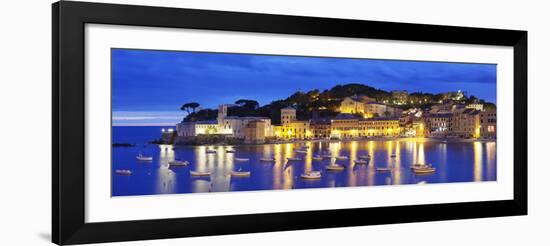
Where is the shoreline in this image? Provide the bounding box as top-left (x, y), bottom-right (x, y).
top-left (168, 136), bottom-right (496, 147)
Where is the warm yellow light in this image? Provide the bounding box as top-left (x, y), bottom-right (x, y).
top-left (287, 130), bottom-right (293, 136)
top-left (275, 130), bottom-right (281, 136)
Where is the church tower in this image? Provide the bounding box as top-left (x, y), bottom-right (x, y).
top-left (217, 104), bottom-right (228, 124)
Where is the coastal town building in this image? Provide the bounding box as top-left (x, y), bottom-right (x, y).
top-left (176, 104), bottom-right (273, 140)
top-left (425, 113), bottom-right (453, 137)
top-left (330, 114), bottom-right (401, 138)
top-left (359, 117), bottom-right (401, 137)
top-left (330, 114), bottom-right (360, 138)
top-left (364, 102), bottom-right (402, 118)
top-left (338, 95), bottom-right (401, 118)
top-left (450, 108), bottom-right (481, 138)
top-left (275, 107), bottom-right (311, 139)
top-left (466, 103), bottom-right (484, 111)
top-left (310, 118), bottom-right (331, 139)
top-left (176, 99), bottom-right (496, 143)
top-left (480, 110), bottom-right (497, 139)
top-left (244, 120), bottom-right (268, 144)
top-left (391, 90), bottom-right (409, 104)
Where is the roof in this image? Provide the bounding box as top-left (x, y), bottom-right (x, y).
top-left (427, 113), bottom-right (453, 118)
top-left (195, 120), bottom-right (217, 125)
top-left (281, 106), bottom-right (296, 110)
top-left (333, 113), bottom-right (360, 120)
top-left (462, 108), bottom-right (480, 115)
top-left (361, 117), bottom-right (400, 121)
top-left (224, 116), bottom-right (270, 120)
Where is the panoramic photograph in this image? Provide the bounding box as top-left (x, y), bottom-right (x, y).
top-left (111, 48), bottom-right (497, 197)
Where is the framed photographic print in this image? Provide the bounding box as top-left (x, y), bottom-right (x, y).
top-left (52, 1), bottom-right (527, 245)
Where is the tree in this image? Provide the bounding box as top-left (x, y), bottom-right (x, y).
top-left (235, 99), bottom-right (259, 110)
top-left (188, 102), bottom-right (200, 113)
top-left (180, 102), bottom-right (200, 114)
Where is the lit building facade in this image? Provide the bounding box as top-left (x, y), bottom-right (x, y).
top-left (310, 119), bottom-right (331, 138)
top-left (425, 113), bottom-right (452, 137)
top-left (176, 104), bottom-right (273, 140)
top-left (480, 110), bottom-right (497, 139)
top-left (274, 107), bottom-right (311, 139)
top-left (364, 102), bottom-right (402, 118)
top-left (450, 108), bottom-right (481, 138)
top-left (244, 120), bottom-right (268, 144)
top-left (330, 114), bottom-right (360, 138)
top-left (359, 117), bottom-right (401, 137)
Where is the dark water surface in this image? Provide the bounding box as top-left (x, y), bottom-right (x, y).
top-left (112, 126), bottom-right (496, 196)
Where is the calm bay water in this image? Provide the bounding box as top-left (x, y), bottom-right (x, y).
top-left (112, 126), bottom-right (496, 196)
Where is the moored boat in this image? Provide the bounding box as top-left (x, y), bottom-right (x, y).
top-left (205, 149), bottom-right (217, 154)
top-left (295, 150), bottom-right (307, 154)
top-left (231, 169), bottom-right (251, 177)
top-left (354, 159), bottom-right (369, 165)
top-left (234, 157), bottom-right (250, 162)
top-left (410, 163), bottom-right (426, 170)
top-left (359, 155), bottom-right (371, 159)
top-left (287, 157), bottom-right (302, 161)
top-left (326, 164), bottom-right (345, 171)
top-left (136, 154), bottom-right (153, 161)
top-left (321, 154), bottom-right (333, 159)
top-left (260, 157), bottom-right (275, 162)
top-left (335, 156), bottom-right (349, 160)
top-left (115, 169), bottom-right (132, 175)
top-left (226, 149), bottom-right (236, 153)
top-left (300, 171), bottom-right (321, 179)
top-left (413, 166), bottom-right (436, 174)
top-left (390, 153), bottom-right (397, 158)
top-left (168, 160), bottom-right (189, 166)
top-left (190, 170), bottom-right (211, 176)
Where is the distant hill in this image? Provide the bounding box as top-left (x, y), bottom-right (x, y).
top-left (182, 83), bottom-right (495, 124)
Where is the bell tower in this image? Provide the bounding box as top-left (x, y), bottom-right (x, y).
top-left (281, 107), bottom-right (296, 126)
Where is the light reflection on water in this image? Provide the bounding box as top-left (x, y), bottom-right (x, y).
top-left (112, 139), bottom-right (497, 196)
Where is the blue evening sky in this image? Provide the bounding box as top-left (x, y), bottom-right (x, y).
top-left (112, 49), bottom-right (496, 126)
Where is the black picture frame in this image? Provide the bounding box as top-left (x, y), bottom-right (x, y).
top-left (52, 1), bottom-right (527, 245)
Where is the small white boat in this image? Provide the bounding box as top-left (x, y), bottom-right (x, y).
top-left (376, 167), bottom-right (392, 172)
top-left (312, 155), bottom-right (323, 161)
top-left (169, 160), bottom-right (189, 166)
top-left (231, 169), bottom-right (251, 177)
top-left (359, 155), bottom-right (371, 159)
top-left (136, 154), bottom-right (153, 161)
top-left (205, 149), bottom-right (217, 154)
top-left (335, 156), bottom-right (349, 160)
top-left (115, 169), bottom-right (132, 175)
top-left (234, 157), bottom-right (250, 162)
top-left (354, 159), bottom-right (369, 165)
top-left (260, 157), bottom-right (275, 162)
top-left (300, 145), bottom-right (310, 149)
top-left (295, 150), bottom-right (308, 154)
top-left (190, 170), bottom-right (211, 176)
top-left (410, 163), bottom-right (426, 170)
top-left (226, 149), bottom-right (236, 153)
top-left (413, 166), bottom-right (436, 174)
top-left (326, 164), bottom-right (345, 171)
top-left (301, 171), bottom-right (321, 179)
top-left (287, 157), bottom-right (302, 161)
